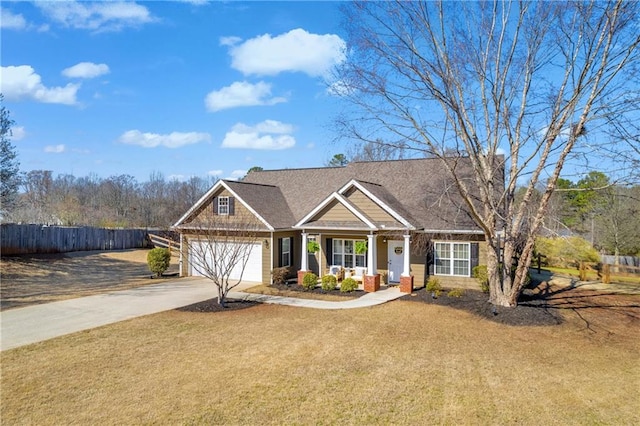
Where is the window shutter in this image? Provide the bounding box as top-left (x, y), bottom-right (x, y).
top-left (212, 196), bottom-right (218, 214)
top-left (229, 197), bottom-right (235, 215)
top-left (290, 237), bottom-right (295, 269)
top-left (426, 240), bottom-right (434, 276)
top-left (470, 242), bottom-right (480, 271)
top-left (326, 238), bottom-right (333, 265)
top-left (278, 238), bottom-right (283, 267)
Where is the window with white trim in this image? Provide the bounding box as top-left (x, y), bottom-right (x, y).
top-left (218, 196), bottom-right (229, 215)
top-left (332, 239), bottom-right (366, 268)
top-left (281, 237), bottom-right (290, 267)
top-left (434, 242), bottom-right (470, 276)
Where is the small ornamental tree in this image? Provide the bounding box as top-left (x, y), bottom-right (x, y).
top-left (147, 248), bottom-right (171, 277)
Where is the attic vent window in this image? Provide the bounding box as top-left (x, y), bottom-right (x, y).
top-left (218, 196), bottom-right (230, 215)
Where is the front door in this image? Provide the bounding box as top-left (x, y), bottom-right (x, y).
top-left (387, 241), bottom-right (404, 283)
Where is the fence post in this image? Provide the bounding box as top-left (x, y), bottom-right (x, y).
top-left (603, 264), bottom-right (611, 284)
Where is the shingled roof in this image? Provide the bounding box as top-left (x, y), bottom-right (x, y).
top-left (242, 157), bottom-right (487, 232)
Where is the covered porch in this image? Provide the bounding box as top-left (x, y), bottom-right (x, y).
top-left (296, 231), bottom-right (415, 293)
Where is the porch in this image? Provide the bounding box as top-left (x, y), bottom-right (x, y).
top-left (296, 231), bottom-right (415, 293)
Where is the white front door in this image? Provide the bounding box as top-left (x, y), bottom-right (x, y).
top-left (387, 241), bottom-right (404, 283)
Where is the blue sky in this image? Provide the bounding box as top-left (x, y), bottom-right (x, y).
top-left (1, 1), bottom-right (349, 182)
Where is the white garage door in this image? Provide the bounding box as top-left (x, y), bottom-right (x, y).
top-left (189, 241), bottom-right (262, 282)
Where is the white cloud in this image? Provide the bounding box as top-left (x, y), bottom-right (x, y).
top-left (219, 36), bottom-right (242, 46)
top-left (11, 126), bottom-right (26, 141)
top-left (226, 28), bottom-right (346, 77)
top-left (35, 1), bottom-right (155, 32)
top-left (222, 120), bottom-right (296, 150)
top-left (1, 9), bottom-right (27, 30)
top-left (205, 81), bottom-right (286, 112)
top-left (207, 169), bottom-right (223, 177)
top-left (0, 9), bottom-right (49, 32)
top-left (326, 79), bottom-right (355, 97)
top-left (62, 62), bottom-right (110, 79)
top-left (117, 130), bottom-right (211, 148)
top-left (0, 65), bottom-right (79, 105)
top-left (228, 170), bottom-right (247, 180)
top-left (44, 144), bottom-right (66, 153)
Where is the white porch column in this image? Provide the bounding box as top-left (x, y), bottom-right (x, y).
top-left (367, 234), bottom-right (377, 275)
top-left (402, 234), bottom-right (411, 276)
top-left (179, 233), bottom-right (184, 277)
top-left (301, 231), bottom-right (308, 271)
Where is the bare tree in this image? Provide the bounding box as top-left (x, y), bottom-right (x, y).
top-left (337, 1), bottom-right (640, 306)
top-left (178, 211), bottom-right (261, 307)
top-left (0, 96), bottom-right (21, 220)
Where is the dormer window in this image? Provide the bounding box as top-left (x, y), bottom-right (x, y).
top-left (217, 196), bottom-right (230, 215)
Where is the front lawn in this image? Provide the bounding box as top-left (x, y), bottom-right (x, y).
top-left (1, 287), bottom-right (638, 424)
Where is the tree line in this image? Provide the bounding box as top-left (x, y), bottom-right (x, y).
top-left (4, 170), bottom-right (216, 228)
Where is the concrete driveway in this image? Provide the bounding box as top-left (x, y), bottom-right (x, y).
top-left (0, 278), bottom-right (223, 351)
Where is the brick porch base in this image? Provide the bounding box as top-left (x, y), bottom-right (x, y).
top-left (399, 275), bottom-right (414, 293)
top-left (363, 274), bottom-right (380, 292)
top-left (297, 270), bottom-right (309, 286)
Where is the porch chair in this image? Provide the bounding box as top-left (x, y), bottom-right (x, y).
top-left (328, 265), bottom-right (344, 281)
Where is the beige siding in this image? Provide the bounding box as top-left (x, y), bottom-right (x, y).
top-left (261, 237), bottom-right (271, 284)
top-left (312, 202), bottom-right (359, 222)
top-left (273, 230), bottom-right (302, 275)
top-left (186, 188), bottom-right (264, 228)
top-left (344, 188), bottom-right (400, 224)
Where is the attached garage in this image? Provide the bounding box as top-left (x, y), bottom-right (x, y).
top-left (188, 240), bottom-right (263, 282)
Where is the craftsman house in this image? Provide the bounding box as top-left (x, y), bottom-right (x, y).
top-left (173, 157), bottom-right (496, 293)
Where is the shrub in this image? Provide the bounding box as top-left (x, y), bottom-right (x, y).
top-left (472, 265), bottom-right (490, 293)
top-left (447, 288), bottom-right (465, 298)
top-left (535, 236), bottom-right (600, 268)
top-left (425, 277), bottom-right (442, 297)
top-left (321, 274), bottom-right (337, 291)
top-left (340, 277), bottom-right (358, 293)
top-left (271, 267), bottom-right (290, 285)
top-left (302, 272), bottom-right (318, 290)
top-left (147, 248), bottom-right (171, 277)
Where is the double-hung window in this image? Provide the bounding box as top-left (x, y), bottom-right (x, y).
top-left (217, 196), bottom-right (229, 215)
top-left (332, 239), bottom-right (366, 268)
top-left (281, 237), bottom-right (291, 267)
top-left (434, 242), bottom-right (470, 276)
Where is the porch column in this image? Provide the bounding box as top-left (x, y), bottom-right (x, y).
top-left (400, 233), bottom-right (414, 293)
top-left (402, 234), bottom-right (411, 276)
top-left (300, 231), bottom-right (308, 271)
top-left (364, 233), bottom-right (380, 292)
top-left (367, 234), bottom-right (377, 275)
top-left (179, 233), bottom-right (185, 277)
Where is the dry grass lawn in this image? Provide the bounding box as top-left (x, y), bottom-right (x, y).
top-left (2, 291), bottom-right (639, 424)
top-left (1, 249), bottom-right (179, 310)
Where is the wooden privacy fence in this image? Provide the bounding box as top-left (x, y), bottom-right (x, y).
top-left (0, 224), bottom-right (153, 255)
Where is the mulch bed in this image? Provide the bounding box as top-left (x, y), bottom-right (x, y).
top-left (176, 298), bottom-right (260, 313)
top-left (176, 283), bottom-right (363, 313)
top-left (402, 287), bottom-right (563, 326)
top-left (268, 283), bottom-right (365, 298)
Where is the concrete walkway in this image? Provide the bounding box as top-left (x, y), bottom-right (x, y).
top-left (0, 279), bottom-right (405, 351)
